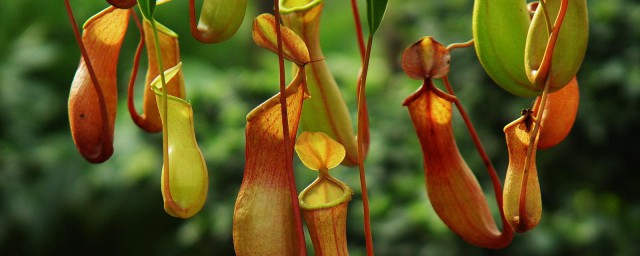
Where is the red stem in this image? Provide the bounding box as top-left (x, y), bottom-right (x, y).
top-left (350, 0), bottom-right (366, 62)
top-left (534, 0), bottom-right (568, 85)
top-left (274, 1), bottom-right (307, 255)
top-left (64, 0), bottom-right (113, 157)
top-left (358, 36), bottom-right (375, 256)
top-left (519, 0), bottom-right (568, 227)
top-left (127, 11), bottom-right (146, 127)
top-left (442, 76), bottom-right (511, 234)
top-left (352, 0), bottom-right (371, 159)
top-left (446, 39), bottom-right (474, 52)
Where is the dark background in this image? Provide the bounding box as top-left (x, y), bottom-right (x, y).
top-left (1, 0), bottom-right (638, 255)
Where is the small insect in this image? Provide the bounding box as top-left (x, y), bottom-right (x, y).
top-left (521, 108), bottom-right (537, 131)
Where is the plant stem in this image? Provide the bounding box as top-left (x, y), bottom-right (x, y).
top-left (358, 36), bottom-right (375, 256)
top-left (441, 76), bottom-right (511, 232)
top-left (446, 39), bottom-right (474, 52)
top-left (352, 0), bottom-right (371, 160)
top-left (149, 17), bottom-right (174, 207)
top-left (64, 0), bottom-right (100, 93)
top-left (127, 12), bottom-right (146, 126)
top-left (64, 0), bottom-right (113, 158)
top-left (519, 0), bottom-right (567, 226)
top-left (534, 0), bottom-right (568, 85)
top-left (440, 41), bottom-right (509, 225)
top-left (274, 1), bottom-right (307, 255)
top-left (350, 0), bottom-right (366, 62)
top-left (518, 79), bottom-right (547, 227)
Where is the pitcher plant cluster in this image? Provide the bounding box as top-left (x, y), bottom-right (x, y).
top-left (64, 0), bottom-right (587, 254)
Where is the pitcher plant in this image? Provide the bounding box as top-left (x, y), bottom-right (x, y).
top-left (62, 0), bottom-right (590, 254)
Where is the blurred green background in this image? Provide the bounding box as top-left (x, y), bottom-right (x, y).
top-left (1, 0), bottom-right (638, 255)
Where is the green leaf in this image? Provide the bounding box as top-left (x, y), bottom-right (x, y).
top-left (366, 0), bottom-right (389, 35)
top-left (136, 0), bottom-right (156, 19)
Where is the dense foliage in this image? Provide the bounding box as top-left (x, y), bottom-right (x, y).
top-left (1, 0), bottom-right (639, 255)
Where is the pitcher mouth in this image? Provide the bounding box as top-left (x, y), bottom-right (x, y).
top-left (299, 173), bottom-right (352, 210)
top-left (280, 0), bottom-right (322, 14)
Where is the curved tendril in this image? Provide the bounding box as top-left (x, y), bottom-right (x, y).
top-left (446, 39), bottom-right (474, 52)
top-left (127, 11), bottom-right (146, 127)
top-left (441, 77), bottom-right (512, 235)
top-left (64, 0), bottom-right (113, 162)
